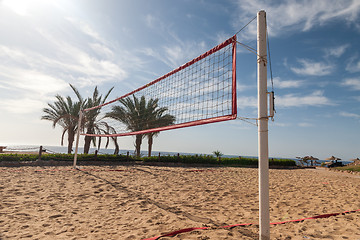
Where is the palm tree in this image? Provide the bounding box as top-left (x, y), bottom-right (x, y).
top-left (92, 121), bottom-right (118, 153)
top-left (112, 136), bottom-right (120, 155)
top-left (145, 99), bottom-right (175, 157)
top-left (106, 95), bottom-right (175, 158)
top-left (213, 150), bottom-right (223, 162)
top-left (213, 150), bottom-right (223, 158)
top-left (106, 95), bottom-right (146, 157)
top-left (70, 84), bottom-right (115, 154)
top-left (42, 94), bottom-right (83, 154)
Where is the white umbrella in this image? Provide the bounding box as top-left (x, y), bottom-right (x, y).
top-left (297, 156), bottom-right (319, 166)
top-left (325, 156), bottom-right (341, 161)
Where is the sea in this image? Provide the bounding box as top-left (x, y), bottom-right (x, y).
top-left (2, 145), bottom-right (352, 166)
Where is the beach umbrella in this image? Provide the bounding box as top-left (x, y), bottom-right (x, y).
top-left (325, 156), bottom-right (341, 161)
top-left (308, 156), bottom-right (319, 166)
top-left (349, 158), bottom-right (360, 165)
top-left (302, 156), bottom-right (319, 161)
top-left (298, 156), bottom-right (319, 166)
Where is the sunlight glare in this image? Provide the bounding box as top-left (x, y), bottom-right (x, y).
top-left (2, 0), bottom-right (52, 16)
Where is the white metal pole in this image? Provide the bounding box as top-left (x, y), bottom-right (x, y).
top-left (257, 10), bottom-right (270, 240)
top-left (73, 110), bottom-right (83, 169)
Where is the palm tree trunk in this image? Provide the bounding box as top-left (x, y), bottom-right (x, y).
top-left (84, 128), bottom-right (92, 154)
top-left (113, 137), bottom-right (119, 155)
top-left (67, 129), bottom-right (75, 154)
top-left (84, 135), bottom-right (91, 154)
top-left (135, 134), bottom-right (143, 158)
top-left (148, 135), bottom-right (153, 157)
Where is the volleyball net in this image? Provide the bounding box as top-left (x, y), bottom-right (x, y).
top-left (81, 35), bottom-right (237, 138)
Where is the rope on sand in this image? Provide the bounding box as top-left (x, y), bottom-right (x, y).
top-left (186, 169), bottom-right (216, 172)
top-left (34, 168), bottom-right (128, 172)
top-left (142, 209), bottom-right (360, 240)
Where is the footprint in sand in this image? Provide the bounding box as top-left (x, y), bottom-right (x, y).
top-left (49, 214), bottom-right (63, 219)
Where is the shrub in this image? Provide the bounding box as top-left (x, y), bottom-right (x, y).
top-left (0, 153), bottom-right (296, 167)
top-left (0, 153), bottom-right (134, 162)
top-left (334, 165), bottom-right (360, 172)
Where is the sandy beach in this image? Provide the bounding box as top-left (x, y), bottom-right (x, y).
top-left (1, 165), bottom-right (360, 240)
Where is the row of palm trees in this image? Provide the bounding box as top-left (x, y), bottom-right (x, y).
top-left (42, 84), bottom-right (175, 157)
top-left (106, 95), bottom-right (175, 157)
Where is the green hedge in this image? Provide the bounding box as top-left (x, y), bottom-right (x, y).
top-left (142, 154), bottom-right (219, 164)
top-left (0, 154), bottom-right (39, 161)
top-left (142, 155), bottom-right (296, 166)
top-left (0, 153), bottom-right (134, 162)
top-left (334, 165), bottom-right (360, 172)
top-left (0, 153), bottom-right (296, 167)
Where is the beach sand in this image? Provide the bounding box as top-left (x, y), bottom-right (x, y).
top-left (1, 165), bottom-right (359, 239)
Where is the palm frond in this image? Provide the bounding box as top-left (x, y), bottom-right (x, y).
top-left (69, 84), bottom-right (84, 103)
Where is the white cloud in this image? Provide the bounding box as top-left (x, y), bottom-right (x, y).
top-left (2, 0), bottom-right (33, 16)
top-left (0, 41), bottom-right (126, 90)
top-left (141, 13), bottom-right (211, 69)
top-left (346, 57), bottom-right (360, 73)
top-left (272, 77), bottom-right (305, 89)
top-left (0, 66), bottom-right (68, 95)
top-left (233, 0), bottom-right (360, 38)
top-left (0, 45), bottom-right (69, 96)
top-left (291, 59), bottom-right (333, 76)
top-left (140, 47), bottom-right (158, 58)
top-left (73, 53), bottom-right (126, 80)
top-left (65, 17), bottom-right (106, 44)
top-left (143, 40), bottom-right (207, 69)
top-left (145, 14), bottom-right (156, 28)
top-left (2, 0), bottom-right (64, 17)
top-left (143, 13), bottom-right (170, 38)
top-left (237, 90), bottom-right (332, 109)
top-left (90, 43), bottom-right (114, 58)
top-left (0, 9), bottom-right (140, 116)
top-left (215, 32), bottom-right (234, 45)
top-left (237, 96), bottom-right (257, 109)
top-left (340, 111), bottom-right (360, 119)
top-left (341, 78), bottom-right (360, 90)
top-left (276, 90), bottom-right (333, 107)
top-left (164, 45), bottom-right (186, 68)
top-left (324, 44), bottom-right (350, 58)
top-left (0, 97), bottom-right (46, 114)
top-left (298, 122), bottom-right (314, 127)
top-left (273, 122), bottom-right (291, 127)
top-left (237, 83), bottom-right (254, 92)
top-left (0, 45), bottom-right (27, 60)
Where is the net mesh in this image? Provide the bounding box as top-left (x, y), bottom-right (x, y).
top-left (83, 35), bottom-right (237, 137)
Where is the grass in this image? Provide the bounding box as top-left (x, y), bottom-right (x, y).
top-left (0, 153), bottom-right (297, 167)
top-left (0, 153), bottom-right (131, 162)
top-left (334, 165), bottom-right (360, 172)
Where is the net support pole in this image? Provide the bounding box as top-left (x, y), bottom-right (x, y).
top-left (257, 10), bottom-right (270, 240)
top-left (73, 110), bottom-right (83, 169)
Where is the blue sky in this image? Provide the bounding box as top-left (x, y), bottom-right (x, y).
top-left (0, 0), bottom-right (359, 160)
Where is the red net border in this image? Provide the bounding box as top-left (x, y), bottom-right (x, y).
top-left (83, 35), bottom-right (237, 137)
